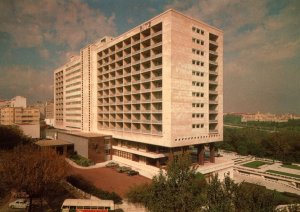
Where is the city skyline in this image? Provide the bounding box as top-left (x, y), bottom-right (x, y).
top-left (0, 0), bottom-right (299, 114)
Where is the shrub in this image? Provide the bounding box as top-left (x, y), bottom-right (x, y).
top-left (69, 153), bottom-right (93, 167)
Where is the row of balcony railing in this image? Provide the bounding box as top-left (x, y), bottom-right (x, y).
top-left (98, 124), bottom-right (163, 135)
top-left (99, 50), bottom-right (162, 67)
top-left (99, 31), bottom-right (162, 58)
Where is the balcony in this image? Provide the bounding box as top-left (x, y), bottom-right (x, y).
top-left (142, 129), bottom-right (151, 134)
top-left (152, 131), bottom-right (162, 136)
top-left (209, 40), bottom-right (218, 46)
top-left (209, 110), bottom-right (218, 114)
top-left (209, 80), bottom-right (218, 85)
top-left (141, 119), bottom-right (151, 124)
top-left (209, 119), bottom-right (218, 124)
top-left (209, 100), bottom-right (218, 104)
top-left (152, 109), bottom-right (162, 113)
top-left (140, 99), bottom-right (151, 103)
top-left (209, 50), bottom-right (218, 56)
top-left (209, 90), bottom-right (218, 95)
top-left (209, 60), bottom-right (218, 66)
top-left (209, 129), bottom-right (218, 133)
top-left (152, 76), bottom-right (162, 81)
top-left (152, 120), bottom-right (162, 124)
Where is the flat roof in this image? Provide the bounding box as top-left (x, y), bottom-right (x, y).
top-left (35, 139), bottom-right (73, 147)
top-left (59, 131), bottom-right (110, 138)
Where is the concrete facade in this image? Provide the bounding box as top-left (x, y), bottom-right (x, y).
top-left (0, 107), bottom-right (40, 125)
top-left (57, 131), bottom-right (112, 163)
top-left (53, 10), bottom-right (228, 177)
top-left (0, 96), bottom-right (26, 108)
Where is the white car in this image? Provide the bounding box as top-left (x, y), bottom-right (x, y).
top-left (9, 199), bottom-right (29, 209)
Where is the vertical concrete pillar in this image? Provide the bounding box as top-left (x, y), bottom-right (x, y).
top-left (197, 145), bottom-right (204, 165)
top-left (156, 159), bottom-right (160, 168)
top-left (110, 139), bottom-right (113, 158)
top-left (209, 143), bottom-right (215, 163)
top-left (168, 148), bottom-right (174, 161)
top-left (63, 145), bottom-right (67, 156)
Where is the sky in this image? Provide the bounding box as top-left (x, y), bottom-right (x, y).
top-left (0, 0), bottom-right (299, 114)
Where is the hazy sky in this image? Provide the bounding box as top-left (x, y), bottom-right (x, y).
top-left (0, 0), bottom-right (299, 114)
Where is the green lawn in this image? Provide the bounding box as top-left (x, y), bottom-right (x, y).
top-left (282, 164), bottom-right (300, 170)
top-left (242, 161), bottom-right (272, 169)
top-left (266, 170), bottom-right (300, 179)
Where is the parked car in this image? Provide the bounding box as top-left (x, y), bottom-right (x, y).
top-left (9, 199), bottom-right (29, 209)
top-left (105, 161), bottom-right (119, 168)
top-left (117, 166), bottom-right (131, 173)
top-left (127, 170), bottom-right (139, 176)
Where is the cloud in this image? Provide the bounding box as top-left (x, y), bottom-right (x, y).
top-left (0, 66), bottom-right (53, 103)
top-left (0, 0), bottom-right (117, 50)
top-left (0, 0), bottom-right (118, 103)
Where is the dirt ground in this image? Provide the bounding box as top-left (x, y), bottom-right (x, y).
top-left (69, 167), bottom-right (151, 197)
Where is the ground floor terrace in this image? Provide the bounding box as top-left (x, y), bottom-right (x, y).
top-left (111, 138), bottom-right (218, 168)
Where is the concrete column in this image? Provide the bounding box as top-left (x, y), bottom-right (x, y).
top-left (63, 145), bottom-right (67, 156)
top-left (110, 139), bottom-right (113, 158)
top-left (156, 159), bottom-right (160, 168)
top-left (168, 148), bottom-right (174, 161)
top-left (197, 145), bottom-right (204, 165)
top-left (209, 143), bottom-right (215, 163)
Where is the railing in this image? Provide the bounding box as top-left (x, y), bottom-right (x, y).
top-left (209, 40), bottom-right (218, 46)
top-left (209, 60), bottom-right (218, 66)
top-left (209, 50), bottom-right (218, 55)
top-left (209, 100), bottom-right (218, 104)
top-left (152, 120), bottom-right (162, 124)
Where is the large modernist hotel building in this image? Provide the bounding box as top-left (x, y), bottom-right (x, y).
top-left (54, 10), bottom-right (231, 176)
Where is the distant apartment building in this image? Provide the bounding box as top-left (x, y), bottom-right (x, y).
top-left (0, 107), bottom-right (39, 125)
top-left (45, 100), bottom-right (54, 126)
top-left (0, 107), bottom-right (40, 138)
top-left (0, 96), bottom-right (26, 108)
top-left (54, 10), bottom-right (232, 179)
top-left (241, 112), bottom-right (299, 123)
top-left (32, 101), bottom-right (46, 119)
top-left (0, 96), bottom-right (40, 138)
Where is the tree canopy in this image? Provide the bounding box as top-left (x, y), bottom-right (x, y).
top-left (126, 153), bottom-right (206, 212)
top-left (217, 128), bottom-right (300, 163)
top-left (126, 153), bottom-right (293, 212)
top-left (0, 145), bottom-right (69, 211)
top-left (0, 125), bottom-right (32, 149)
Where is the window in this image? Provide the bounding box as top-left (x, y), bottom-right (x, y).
top-left (192, 38), bottom-right (204, 45)
top-left (192, 26), bottom-right (205, 35)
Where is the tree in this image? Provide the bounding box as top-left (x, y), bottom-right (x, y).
top-left (206, 175), bottom-right (235, 212)
top-left (126, 153), bottom-right (207, 212)
top-left (233, 182), bottom-right (277, 212)
top-left (0, 144), bottom-right (69, 211)
top-left (0, 125), bottom-right (31, 149)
